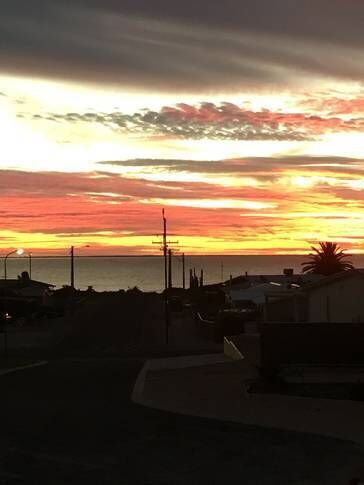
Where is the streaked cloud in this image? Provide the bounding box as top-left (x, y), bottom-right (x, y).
top-left (1, 1), bottom-right (364, 91)
top-left (143, 198), bottom-right (277, 210)
top-left (1, 154), bottom-right (364, 254)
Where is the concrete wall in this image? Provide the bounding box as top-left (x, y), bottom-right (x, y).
top-left (224, 334), bottom-right (261, 366)
top-left (308, 274), bottom-right (364, 323)
top-left (266, 296), bottom-right (307, 323)
top-left (195, 313), bottom-right (216, 341)
top-left (260, 322), bottom-right (364, 369)
top-left (224, 337), bottom-right (243, 360)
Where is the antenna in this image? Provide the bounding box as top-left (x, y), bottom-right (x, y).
top-left (152, 209), bottom-right (178, 291)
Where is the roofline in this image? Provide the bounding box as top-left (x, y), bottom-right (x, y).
top-left (0, 279), bottom-right (55, 287)
top-left (302, 269), bottom-right (364, 291)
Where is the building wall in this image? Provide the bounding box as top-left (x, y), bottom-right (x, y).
top-left (260, 322), bottom-right (364, 369)
top-left (266, 296), bottom-right (307, 322)
top-left (308, 275), bottom-right (364, 323)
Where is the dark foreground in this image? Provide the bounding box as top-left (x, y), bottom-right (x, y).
top-left (0, 358), bottom-right (363, 484)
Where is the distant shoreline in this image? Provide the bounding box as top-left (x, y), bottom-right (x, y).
top-left (8, 254), bottom-right (313, 259)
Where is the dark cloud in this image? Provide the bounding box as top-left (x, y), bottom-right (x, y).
top-left (29, 102), bottom-right (364, 141)
top-left (0, 1), bottom-right (363, 90)
top-left (99, 156), bottom-right (364, 176)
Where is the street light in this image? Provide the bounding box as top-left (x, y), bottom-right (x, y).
top-left (4, 248), bottom-right (24, 280)
top-left (2, 248), bottom-right (23, 358)
top-left (28, 252), bottom-right (32, 279)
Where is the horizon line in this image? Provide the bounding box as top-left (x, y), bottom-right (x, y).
top-left (2, 253), bottom-right (363, 259)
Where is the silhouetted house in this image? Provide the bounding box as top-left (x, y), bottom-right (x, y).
top-left (0, 272), bottom-right (54, 301)
top-left (265, 270), bottom-right (364, 323)
top-left (224, 272), bottom-right (323, 319)
top-left (224, 271), bottom-right (364, 373)
top-left (304, 270), bottom-right (364, 323)
top-left (191, 285), bottom-right (226, 314)
top-left (227, 272), bottom-right (322, 288)
top-left (229, 282), bottom-right (291, 309)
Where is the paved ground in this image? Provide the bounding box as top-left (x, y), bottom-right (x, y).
top-left (0, 296), bottom-right (362, 484)
top-left (0, 358), bottom-right (363, 484)
top-left (137, 355), bottom-right (364, 446)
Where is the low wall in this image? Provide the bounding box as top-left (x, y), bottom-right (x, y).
top-left (0, 317), bottom-right (66, 350)
top-left (195, 313), bottom-right (216, 341)
top-left (260, 322), bottom-right (364, 369)
top-left (224, 334), bottom-right (261, 366)
top-left (224, 337), bottom-right (243, 360)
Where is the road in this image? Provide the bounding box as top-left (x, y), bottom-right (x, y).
top-left (0, 358), bottom-right (362, 484)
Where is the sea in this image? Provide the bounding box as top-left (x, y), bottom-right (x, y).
top-left (5, 255), bottom-right (364, 293)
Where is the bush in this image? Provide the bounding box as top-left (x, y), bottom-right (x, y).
top-left (350, 382), bottom-right (364, 401)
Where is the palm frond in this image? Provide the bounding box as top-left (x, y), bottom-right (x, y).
top-left (301, 241), bottom-right (354, 275)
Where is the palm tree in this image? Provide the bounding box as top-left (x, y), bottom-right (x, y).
top-left (301, 241), bottom-right (354, 276)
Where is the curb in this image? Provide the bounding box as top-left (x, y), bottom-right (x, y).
top-left (131, 361), bottom-right (150, 402)
top-left (131, 357), bottom-right (364, 446)
top-left (131, 353), bottom-right (229, 404)
top-left (147, 353), bottom-right (229, 371)
top-left (0, 360), bottom-right (48, 377)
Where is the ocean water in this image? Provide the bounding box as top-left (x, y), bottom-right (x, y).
top-left (4, 255), bottom-right (364, 292)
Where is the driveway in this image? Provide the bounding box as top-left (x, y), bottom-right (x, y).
top-left (0, 358), bottom-right (362, 484)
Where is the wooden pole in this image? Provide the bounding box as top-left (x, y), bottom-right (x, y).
top-left (163, 210), bottom-right (168, 292)
top-left (70, 246), bottom-right (74, 289)
top-left (162, 210), bottom-right (169, 344)
top-left (182, 253), bottom-right (185, 290)
top-left (168, 249), bottom-right (172, 289)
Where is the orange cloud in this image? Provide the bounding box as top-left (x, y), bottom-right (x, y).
top-left (1, 155), bottom-right (364, 255)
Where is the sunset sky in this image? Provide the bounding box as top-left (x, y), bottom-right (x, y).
top-left (1, 0), bottom-right (364, 255)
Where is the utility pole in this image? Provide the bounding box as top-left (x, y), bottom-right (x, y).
top-left (163, 210), bottom-right (168, 291)
top-left (182, 253), bottom-right (185, 290)
top-left (168, 249), bottom-right (173, 289)
top-left (29, 253), bottom-right (32, 280)
top-left (163, 211), bottom-right (169, 344)
top-left (152, 209), bottom-right (178, 344)
top-left (70, 246), bottom-right (74, 289)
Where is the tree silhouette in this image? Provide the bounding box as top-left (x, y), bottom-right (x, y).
top-left (301, 242), bottom-right (354, 275)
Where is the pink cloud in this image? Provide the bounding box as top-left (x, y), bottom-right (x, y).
top-left (30, 101), bottom-right (364, 142)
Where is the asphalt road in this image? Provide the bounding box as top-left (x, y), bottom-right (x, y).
top-left (0, 358), bottom-right (363, 484)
